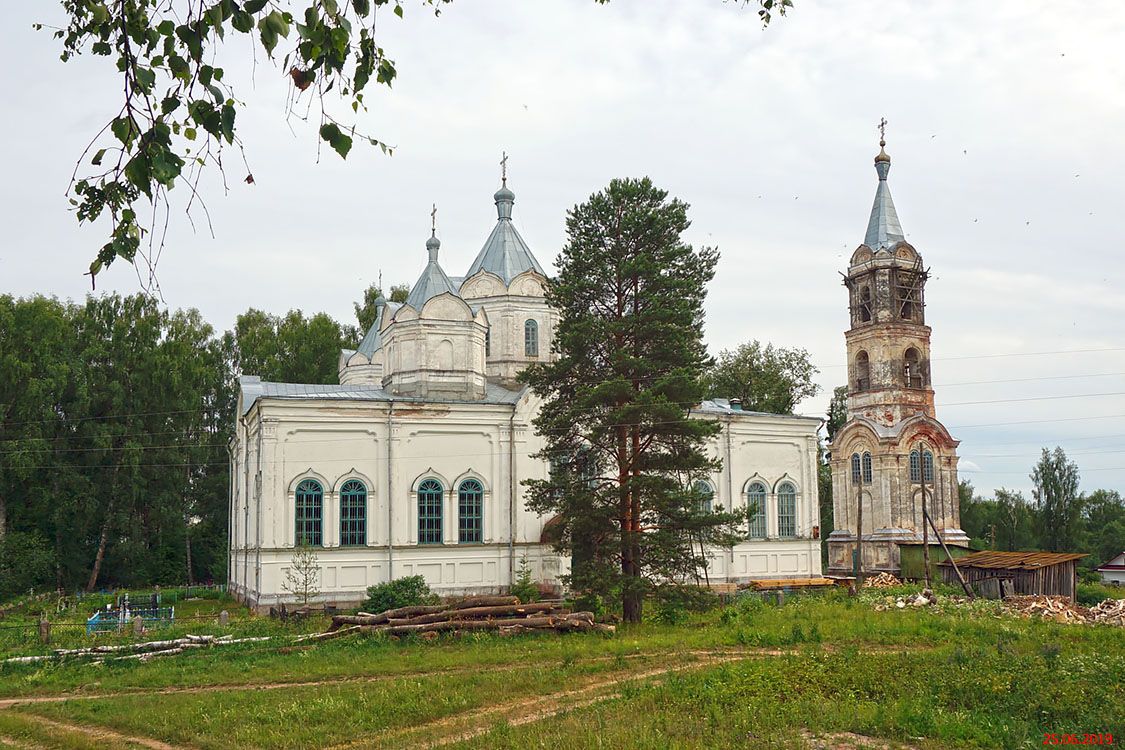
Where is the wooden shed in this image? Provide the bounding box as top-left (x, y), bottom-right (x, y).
top-left (938, 551), bottom-right (1087, 601)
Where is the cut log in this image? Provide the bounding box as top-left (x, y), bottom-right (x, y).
top-left (386, 602), bottom-right (567, 626)
top-left (328, 605), bottom-right (447, 631)
top-left (449, 595), bottom-right (520, 609)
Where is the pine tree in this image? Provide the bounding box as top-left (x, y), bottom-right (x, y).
top-left (282, 542), bottom-right (321, 607)
top-left (523, 177), bottom-right (741, 624)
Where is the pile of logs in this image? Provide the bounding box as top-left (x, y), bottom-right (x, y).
top-left (1089, 598), bottom-right (1125, 626)
top-left (863, 572), bottom-right (904, 589)
top-left (315, 595), bottom-right (615, 640)
top-left (1003, 595), bottom-right (1090, 624)
top-left (2, 634), bottom-right (272, 665)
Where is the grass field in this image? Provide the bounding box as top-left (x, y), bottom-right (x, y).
top-left (0, 589), bottom-right (1121, 749)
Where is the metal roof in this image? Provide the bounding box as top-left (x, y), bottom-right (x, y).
top-left (238, 375), bottom-right (524, 416)
top-left (938, 550), bottom-right (1087, 569)
top-left (464, 184), bottom-right (546, 284)
top-left (693, 399), bottom-right (820, 422)
top-left (863, 149), bottom-right (905, 250)
top-left (405, 234), bottom-right (458, 310)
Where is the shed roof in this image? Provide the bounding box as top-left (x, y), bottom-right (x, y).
top-left (938, 550), bottom-right (1087, 570)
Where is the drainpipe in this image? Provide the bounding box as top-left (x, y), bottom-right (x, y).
top-left (226, 442), bottom-right (234, 598)
top-left (508, 406), bottom-right (517, 586)
top-left (387, 401), bottom-right (395, 583)
top-left (242, 416), bottom-right (251, 598)
top-left (724, 415), bottom-right (734, 577)
top-left (255, 410), bottom-right (263, 606)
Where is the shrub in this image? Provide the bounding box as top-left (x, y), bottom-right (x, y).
top-left (0, 531), bottom-right (54, 599)
top-left (509, 558), bottom-right (540, 604)
top-left (361, 576), bottom-right (439, 614)
top-left (1076, 582), bottom-right (1125, 605)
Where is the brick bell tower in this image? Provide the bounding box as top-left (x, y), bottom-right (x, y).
top-left (827, 128), bottom-right (970, 576)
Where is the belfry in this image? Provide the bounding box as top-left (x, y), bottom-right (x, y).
top-left (827, 127), bottom-right (970, 576)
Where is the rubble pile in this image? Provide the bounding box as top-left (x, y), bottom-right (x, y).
top-left (1003, 595), bottom-right (1090, 624)
top-left (1089, 597), bottom-right (1125, 626)
top-left (862, 572), bottom-right (903, 589)
top-left (872, 589), bottom-right (937, 611)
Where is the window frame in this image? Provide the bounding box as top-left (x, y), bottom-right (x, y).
top-left (339, 479), bottom-right (367, 547)
top-left (693, 480), bottom-right (714, 514)
top-left (295, 479), bottom-right (324, 547)
top-left (776, 482), bottom-right (797, 539)
top-left (862, 452), bottom-right (873, 484)
top-left (746, 481), bottom-right (768, 539)
top-left (524, 319), bottom-right (539, 357)
top-left (417, 478), bottom-right (444, 545)
top-left (457, 479), bottom-right (484, 544)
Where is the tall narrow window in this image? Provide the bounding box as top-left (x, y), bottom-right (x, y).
top-left (693, 480), bottom-right (714, 514)
top-left (851, 453), bottom-right (862, 483)
top-left (909, 450), bottom-right (921, 483)
top-left (904, 348), bottom-right (923, 388)
top-left (458, 479), bottom-right (484, 544)
top-left (860, 285), bottom-right (872, 323)
top-left (339, 479), bottom-right (367, 546)
top-left (484, 326), bottom-right (490, 357)
top-left (524, 319), bottom-right (539, 357)
top-left (747, 481), bottom-right (768, 539)
top-left (862, 452), bottom-right (873, 484)
top-left (777, 482), bottom-right (797, 539)
top-left (295, 479), bottom-right (323, 546)
top-left (923, 450), bottom-right (935, 483)
top-left (418, 479), bottom-right (443, 544)
top-left (855, 351), bottom-right (870, 392)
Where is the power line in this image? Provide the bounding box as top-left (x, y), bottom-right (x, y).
top-left (949, 414), bottom-right (1125, 429)
top-left (936, 372), bottom-right (1125, 388)
top-left (941, 391), bottom-right (1125, 407)
top-left (817, 347), bottom-right (1125, 369)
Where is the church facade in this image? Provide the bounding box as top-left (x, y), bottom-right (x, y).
top-left (827, 138), bottom-right (970, 576)
top-left (228, 178), bottom-right (823, 609)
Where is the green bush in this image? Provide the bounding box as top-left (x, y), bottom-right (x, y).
top-left (1076, 582), bottom-right (1125, 606)
top-left (360, 576), bottom-right (439, 614)
top-left (0, 531), bottom-right (54, 599)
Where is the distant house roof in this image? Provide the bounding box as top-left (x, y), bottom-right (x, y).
top-left (1096, 552), bottom-right (1125, 571)
top-left (938, 550), bottom-right (1087, 570)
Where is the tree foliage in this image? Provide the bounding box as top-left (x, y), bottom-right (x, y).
top-left (706, 341), bottom-right (820, 414)
top-left (1031, 447), bottom-right (1083, 553)
top-left (43, 1), bottom-right (789, 283)
top-left (0, 280), bottom-right (389, 597)
top-left (353, 282), bottom-right (410, 333)
top-left (282, 541), bottom-right (321, 606)
top-left (522, 177), bottom-right (742, 623)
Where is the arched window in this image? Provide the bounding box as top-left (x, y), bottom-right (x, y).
top-left (851, 453), bottom-right (862, 483)
top-left (457, 479), bottom-right (484, 544)
top-left (295, 479), bottom-right (323, 546)
top-left (904, 348), bottom-right (923, 388)
top-left (923, 450), bottom-right (935, 483)
top-left (777, 482), bottom-right (797, 539)
top-left (855, 351), bottom-right (870, 392)
top-left (747, 481), bottom-right (768, 539)
top-left (524, 319), bottom-right (539, 357)
top-left (862, 452), bottom-right (873, 484)
top-left (860, 285), bottom-right (872, 323)
top-left (339, 479), bottom-right (367, 546)
top-left (909, 450), bottom-right (921, 483)
top-left (693, 480), bottom-right (714, 514)
top-left (417, 479), bottom-right (444, 544)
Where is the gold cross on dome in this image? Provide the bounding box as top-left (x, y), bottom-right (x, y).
top-left (878, 117), bottom-right (887, 143)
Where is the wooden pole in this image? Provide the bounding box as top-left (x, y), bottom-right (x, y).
top-left (925, 506), bottom-right (973, 597)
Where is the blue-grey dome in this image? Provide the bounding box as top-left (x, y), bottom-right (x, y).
top-left (465, 182), bottom-right (546, 284)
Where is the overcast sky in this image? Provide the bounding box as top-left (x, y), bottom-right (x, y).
top-left (3, 1), bottom-right (1124, 498)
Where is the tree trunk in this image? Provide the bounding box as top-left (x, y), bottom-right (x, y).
top-left (86, 467), bottom-right (119, 591)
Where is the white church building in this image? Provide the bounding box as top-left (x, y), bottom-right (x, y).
top-left (228, 178), bottom-right (823, 609)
